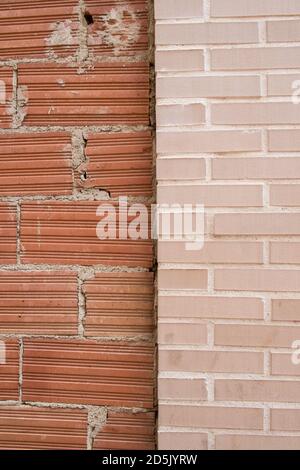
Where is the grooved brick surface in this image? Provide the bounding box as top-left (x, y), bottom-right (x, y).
top-left (83, 272), bottom-right (154, 337)
top-left (0, 340), bottom-right (19, 401)
top-left (0, 0), bottom-right (154, 450)
top-left (0, 204), bottom-right (17, 264)
top-left (0, 133), bottom-right (73, 196)
top-left (18, 62), bottom-right (149, 126)
top-left (0, 407), bottom-right (87, 450)
top-left (20, 201), bottom-right (153, 267)
top-left (0, 272), bottom-right (78, 334)
top-left (23, 339), bottom-right (154, 407)
top-left (0, 1), bottom-right (78, 59)
top-left (93, 411), bottom-right (155, 450)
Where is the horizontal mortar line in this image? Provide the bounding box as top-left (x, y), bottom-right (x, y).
top-left (156, 42), bottom-right (300, 51)
top-left (159, 344), bottom-right (300, 352)
top-left (155, 16), bottom-right (300, 23)
top-left (158, 373), bottom-right (300, 381)
top-left (0, 264), bottom-right (152, 272)
top-left (0, 333), bottom-right (154, 343)
top-left (158, 427), bottom-right (300, 436)
top-left (159, 400), bottom-right (300, 408)
top-left (0, 126), bottom-right (152, 134)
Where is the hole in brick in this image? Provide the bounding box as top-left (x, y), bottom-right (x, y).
top-left (81, 172), bottom-right (88, 181)
top-left (84, 12), bottom-right (94, 25)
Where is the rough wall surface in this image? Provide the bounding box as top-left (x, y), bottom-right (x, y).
top-left (0, 0), bottom-right (155, 449)
top-left (156, 0), bottom-right (300, 450)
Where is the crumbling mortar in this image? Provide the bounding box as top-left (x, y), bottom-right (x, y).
top-left (87, 406), bottom-right (107, 450)
top-left (0, 125), bottom-right (150, 134)
top-left (0, 264), bottom-right (150, 273)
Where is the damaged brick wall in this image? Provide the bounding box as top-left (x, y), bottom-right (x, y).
top-left (0, 0), bottom-right (155, 450)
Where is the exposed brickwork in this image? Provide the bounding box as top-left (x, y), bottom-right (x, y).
top-left (156, 0), bottom-right (300, 451)
top-left (0, 0), bottom-right (155, 450)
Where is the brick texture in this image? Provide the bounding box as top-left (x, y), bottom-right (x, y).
top-left (156, 0), bottom-right (300, 451)
top-left (0, 0), bottom-right (154, 451)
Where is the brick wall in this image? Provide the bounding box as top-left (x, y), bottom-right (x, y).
top-left (156, 0), bottom-right (300, 450)
top-left (0, 0), bottom-right (155, 449)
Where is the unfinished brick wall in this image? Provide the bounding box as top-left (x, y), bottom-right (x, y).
top-left (156, 0), bottom-right (300, 450)
top-left (0, 0), bottom-right (155, 450)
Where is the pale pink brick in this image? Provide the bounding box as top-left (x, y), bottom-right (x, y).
top-left (158, 296), bottom-right (264, 320)
top-left (215, 379), bottom-right (300, 403)
top-left (213, 158), bottom-right (300, 180)
top-left (159, 350), bottom-right (263, 373)
top-left (269, 130), bottom-right (300, 151)
top-left (159, 405), bottom-right (263, 430)
top-left (155, 0), bottom-right (203, 19)
top-left (158, 378), bottom-right (207, 401)
top-left (158, 269), bottom-right (208, 290)
top-left (211, 0), bottom-right (300, 18)
top-left (157, 130), bottom-right (262, 154)
top-left (158, 241), bottom-right (263, 264)
top-left (214, 213), bottom-right (300, 235)
top-left (270, 242), bottom-right (300, 264)
top-left (267, 20), bottom-right (300, 42)
top-left (211, 47), bottom-right (300, 71)
top-left (157, 75), bottom-right (261, 99)
top-left (158, 323), bottom-right (207, 345)
top-left (215, 324), bottom-right (300, 347)
top-left (271, 409), bottom-right (300, 431)
top-left (157, 185), bottom-right (263, 207)
top-left (156, 104), bottom-right (205, 127)
top-left (216, 435), bottom-right (300, 451)
top-left (157, 158), bottom-right (206, 180)
top-left (156, 50), bottom-right (204, 72)
top-left (156, 22), bottom-right (259, 45)
top-left (215, 269), bottom-right (300, 292)
top-left (158, 432), bottom-right (208, 451)
top-left (270, 184), bottom-right (300, 206)
top-left (272, 299), bottom-right (300, 322)
top-left (212, 102), bottom-right (300, 125)
top-left (268, 74), bottom-right (300, 96)
top-left (271, 353), bottom-right (300, 376)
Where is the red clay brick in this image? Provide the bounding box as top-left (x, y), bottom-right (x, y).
top-left (0, 133), bottom-right (73, 196)
top-left (93, 411), bottom-right (155, 450)
top-left (18, 63), bottom-right (149, 126)
top-left (0, 1), bottom-right (78, 59)
top-left (0, 406), bottom-right (87, 449)
top-left (0, 67), bottom-right (13, 128)
top-left (78, 131), bottom-right (153, 197)
top-left (0, 339), bottom-right (19, 401)
top-left (23, 338), bottom-right (154, 408)
top-left (20, 201), bottom-right (153, 267)
top-left (0, 203), bottom-right (17, 265)
top-left (0, 271), bottom-right (78, 335)
top-left (83, 272), bottom-right (154, 337)
top-left (86, 0), bottom-right (149, 57)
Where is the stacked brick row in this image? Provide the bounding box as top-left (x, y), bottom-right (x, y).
top-left (0, 0), bottom-right (155, 449)
top-left (156, 0), bottom-right (300, 450)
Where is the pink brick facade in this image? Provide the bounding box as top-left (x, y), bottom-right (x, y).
top-left (156, 0), bottom-right (300, 450)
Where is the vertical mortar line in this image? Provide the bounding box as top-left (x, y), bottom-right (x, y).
top-left (12, 66), bottom-right (18, 129)
top-left (78, 0), bottom-right (89, 64)
top-left (208, 432), bottom-right (215, 451)
top-left (264, 349), bottom-right (271, 375)
top-left (263, 406), bottom-right (271, 433)
top-left (77, 270), bottom-right (86, 337)
top-left (18, 338), bottom-right (23, 404)
top-left (16, 201), bottom-right (21, 265)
